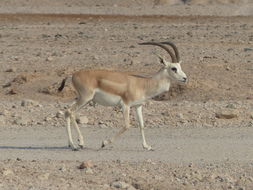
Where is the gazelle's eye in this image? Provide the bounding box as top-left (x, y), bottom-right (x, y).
top-left (171, 67), bottom-right (177, 73)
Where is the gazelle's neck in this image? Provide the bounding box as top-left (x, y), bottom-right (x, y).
top-left (144, 69), bottom-right (171, 99)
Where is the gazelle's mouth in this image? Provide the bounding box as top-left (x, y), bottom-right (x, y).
top-left (181, 77), bottom-right (187, 83)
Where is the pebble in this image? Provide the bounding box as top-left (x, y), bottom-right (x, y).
top-left (7, 89), bottom-right (18, 95)
top-left (76, 116), bottom-right (89, 124)
top-left (0, 116), bottom-right (5, 125)
top-left (111, 181), bottom-right (135, 189)
top-left (215, 112), bottom-right (238, 119)
top-left (56, 111), bottom-right (64, 118)
top-left (79, 160), bottom-right (94, 169)
top-left (5, 68), bottom-right (17, 72)
top-left (2, 168), bottom-right (14, 176)
top-left (38, 173), bottom-right (50, 181)
top-left (176, 113), bottom-right (184, 119)
top-left (59, 165), bottom-right (67, 172)
top-left (0, 110), bottom-right (8, 116)
top-left (226, 103), bottom-right (237, 109)
top-left (21, 99), bottom-right (41, 107)
top-left (13, 116), bottom-right (29, 126)
top-left (85, 168), bottom-right (94, 174)
top-left (2, 82), bottom-right (11, 88)
top-left (46, 56), bottom-right (54, 62)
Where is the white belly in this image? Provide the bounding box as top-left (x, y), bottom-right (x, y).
top-left (93, 89), bottom-right (122, 106)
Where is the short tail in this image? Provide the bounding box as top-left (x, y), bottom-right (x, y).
top-left (58, 77), bottom-right (68, 92)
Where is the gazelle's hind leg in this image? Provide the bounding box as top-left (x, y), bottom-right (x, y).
top-left (102, 104), bottom-right (130, 148)
top-left (65, 91), bottom-right (94, 151)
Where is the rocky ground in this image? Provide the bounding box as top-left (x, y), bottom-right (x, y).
top-left (0, 0), bottom-right (253, 189)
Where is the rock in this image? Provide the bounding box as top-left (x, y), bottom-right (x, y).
top-left (7, 89), bottom-right (18, 95)
top-left (244, 48), bottom-right (253, 52)
top-left (46, 56), bottom-right (54, 62)
top-left (176, 113), bottom-right (184, 119)
top-left (76, 116), bottom-right (89, 124)
top-left (111, 181), bottom-right (135, 189)
top-left (85, 168), bottom-right (94, 174)
top-left (21, 99), bottom-right (41, 107)
top-left (56, 111), bottom-right (64, 118)
top-left (2, 168), bottom-right (14, 176)
top-left (2, 82), bottom-right (11, 88)
top-left (5, 68), bottom-right (17, 72)
top-left (79, 21), bottom-right (86, 25)
top-left (79, 160), bottom-right (94, 169)
top-left (13, 116), bottom-right (29, 126)
top-left (0, 110), bottom-right (8, 116)
top-left (215, 112), bottom-right (238, 119)
top-left (38, 173), bottom-right (50, 181)
top-left (59, 165), bottom-right (67, 172)
top-left (226, 103), bottom-right (237, 109)
top-left (0, 116), bottom-right (5, 125)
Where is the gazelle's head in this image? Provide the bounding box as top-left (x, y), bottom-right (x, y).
top-left (139, 41), bottom-right (187, 83)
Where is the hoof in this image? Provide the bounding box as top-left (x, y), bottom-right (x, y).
top-left (101, 140), bottom-right (109, 148)
top-left (72, 147), bottom-right (80, 151)
top-left (143, 144), bottom-right (153, 151)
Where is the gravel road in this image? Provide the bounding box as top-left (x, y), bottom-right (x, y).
top-left (1, 126), bottom-right (252, 163)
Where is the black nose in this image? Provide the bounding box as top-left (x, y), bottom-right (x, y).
top-left (183, 77), bottom-right (187, 82)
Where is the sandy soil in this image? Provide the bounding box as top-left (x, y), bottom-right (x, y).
top-left (0, 0), bottom-right (253, 189)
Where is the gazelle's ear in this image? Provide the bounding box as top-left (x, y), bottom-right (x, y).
top-left (178, 60), bottom-right (182, 64)
top-left (156, 55), bottom-right (168, 66)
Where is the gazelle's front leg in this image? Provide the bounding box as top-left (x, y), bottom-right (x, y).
top-left (136, 105), bottom-right (152, 150)
top-left (102, 105), bottom-right (130, 148)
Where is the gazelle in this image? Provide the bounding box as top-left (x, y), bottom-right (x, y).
top-left (58, 41), bottom-right (187, 151)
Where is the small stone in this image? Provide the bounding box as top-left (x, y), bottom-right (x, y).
top-left (46, 56), bottom-right (53, 62)
top-left (76, 116), bottom-right (89, 124)
top-left (226, 103), bottom-right (237, 109)
top-left (112, 181), bottom-right (136, 189)
top-left (44, 116), bottom-right (52, 121)
top-left (2, 82), bottom-right (11, 88)
top-left (13, 116), bottom-right (29, 126)
top-left (85, 168), bottom-right (94, 174)
top-left (0, 116), bottom-right (5, 125)
top-left (7, 89), bottom-right (18, 95)
top-left (59, 165), bottom-right (67, 172)
top-left (2, 168), bottom-right (14, 176)
top-left (5, 68), bottom-right (16, 72)
top-left (38, 173), bottom-right (50, 181)
top-left (215, 112), bottom-right (237, 119)
top-left (79, 21), bottom-right (86, 25)
top-left (0, 110), bottom-right (8, 116)
top-left (79, 160), bottom-right (94, 169)
top-left (244, 48), bottom-right (253, 52)
top-left (176, 113), bottom-right (184, 119)
top-left (225, 66), bottom-right (231, 71)
top-left (21, 99), bottom-right (40, 107)
top-left (56, 111), bottom-right (64, 118)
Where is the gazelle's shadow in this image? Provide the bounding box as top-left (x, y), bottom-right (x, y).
top-left (0, 145), bottom-right (103, 151)
top-left (0, 146), bottom-right (69, 150)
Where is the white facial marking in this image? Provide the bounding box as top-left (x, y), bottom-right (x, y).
top-left (164, 60), bottom-right (187, 82)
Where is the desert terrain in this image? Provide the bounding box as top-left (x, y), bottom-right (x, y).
top-left (0, 0), bottom-right (253, 189)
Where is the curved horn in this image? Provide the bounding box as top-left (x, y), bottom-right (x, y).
top-left (138, 42), bottom-right (177, 63)
top-left (160, 41), bottom-right (180, 62)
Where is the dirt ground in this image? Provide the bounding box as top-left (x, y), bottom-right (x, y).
top-left (0, 0), bottom-right (253, 189)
